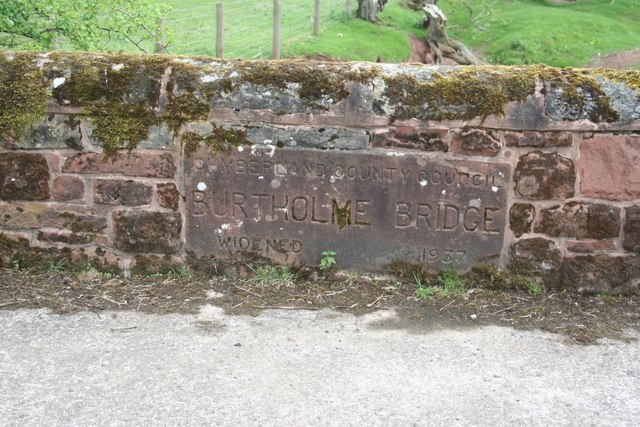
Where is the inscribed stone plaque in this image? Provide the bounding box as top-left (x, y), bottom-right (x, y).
top-left (185, 146), bottom-right (510, 270)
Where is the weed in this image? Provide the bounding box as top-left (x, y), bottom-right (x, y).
top-left (167, 265), bottom-right (192, 280)
top-left (248, 264), bottom-right (296, 288)
top-left (12, 259), bottom-right (20, 271)
top-left (526, 282), bottom-right (543, 296)
top-left (47, 259), bottom-right (66, 273)
top-left (413, 272), bottom-right (438, 300)
top-left (597, 292), bottom-right (614, 302)
top-left (438, 270), bottom-right (469, 297)
top-left (319, 250), bottom-right (337, 271)
top-left (342, 273), bottom-right (358, 286)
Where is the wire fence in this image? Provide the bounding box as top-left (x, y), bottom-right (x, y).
top-left (162, 0), bottom-right (353, 58)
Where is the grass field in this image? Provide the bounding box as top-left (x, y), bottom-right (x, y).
top-left (146, 0), bottom-right (640, 67)
top-left (159, 0), bottom-right (348, 58)
top-left (444, 0), bottom-right (640, 67)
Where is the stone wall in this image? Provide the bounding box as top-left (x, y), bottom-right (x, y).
top-left (1, 52), bottom-right (639, 293)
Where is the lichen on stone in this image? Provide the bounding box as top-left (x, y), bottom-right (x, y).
top-left (236, 60), bottom-right (377, 102)
top-left (382, 65), bottom-right (538, 121)
top-left (181, 124), bottom-right (252, 157)
top-left (0, 53), bottom-right (49, 143)
top-left (89, 102), bottom-right (159, 159)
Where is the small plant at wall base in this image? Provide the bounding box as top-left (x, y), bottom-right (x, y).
top-left (248, 264), bottom-right (296, 288)
top-left (414, 272), bottom-right (438, 300)
top-left (414, 270), bottom-right (470, 300)
top-left (167, 265), bottom-right (192, 280)
top-left (319, 250), bottom-right (337, 271)
top-left (47, 259), bottom-right (66, 273)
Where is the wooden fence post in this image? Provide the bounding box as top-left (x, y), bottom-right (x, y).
top-left (273, 0), bottom-right (281, 59)
top-left (313, 0), bottom-right (321, 36)
top-left (155, 18), bottom-right (166, 53)
top-left (216, 3), bottom-right (224, 58)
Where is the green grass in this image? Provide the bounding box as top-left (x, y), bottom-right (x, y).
top-left (414, 270), bottom-right (469, 300)
top-left (444, 0), bottom-right (640, 67)
top-left (33, 0), bottom-right (640, 67)
top-left (155, 0), bottom-right (350, 58)
top-left (287, 2), bottom-right (424, 62)
top-left (290, 0), bottom-right (640, 66)
top-left (247, 264), bottom-right (296, 287)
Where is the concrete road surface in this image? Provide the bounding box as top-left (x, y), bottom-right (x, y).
top-left (1, 306), bottom-right (639, 426)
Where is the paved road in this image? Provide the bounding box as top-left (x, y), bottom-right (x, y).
top-left (1, 306), bottom-right (639, 426)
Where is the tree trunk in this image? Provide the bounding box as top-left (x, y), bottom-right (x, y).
top-left (356, 0), bottom-right (388, 23)
top-left (420, 3), bottom-right (484, 65)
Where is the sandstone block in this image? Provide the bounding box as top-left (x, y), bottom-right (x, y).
top-left (8, 115), bottom-right (82, 150)
top-left (514, 151), bottom-right (575, 199)
top-left (509, 237), bottom-right (563, 274)
top-left (63, 152), bottom-right (176, 178)
top-left (504, 131), bottom-right (571, 147)
top-left (157, 183), bottom-right (180, 210)
top-left (623, 206), bottom-right (640, 254)
top-left (0, 153), bottom-right (50, 201)
top-left (87, 121), bottom-right (172, 150)
top-left (450, 129), bottom-right (500, 157)
top-left (94, 179), bottom-right (153, 206)
top-left (560, 255), bottom-right (640, 294)
top-left (509, 203), bottom-right (535, 238)
top-left (536, 202), bottom-right (621, 239)
top-left (113, 210), bottom-right (182, 254)
top-left (37, 230), bottom-right (95, 245)
top-left (277, 127), bottom-right (369, 150)
top-left (579, 135), bottom-right (640, 201)
top-left (130, 254), bottom-right (185, 275)
top-left (51, 176), bottom-right (85, 201)
top-left (372, 127), bottom-right (448, 151)
top-left (0, 204), bottom-right (107, 233)
top-left (567, 240), bottom-right (616, 253)
top-left (68, 246), bottom-right (123, 274)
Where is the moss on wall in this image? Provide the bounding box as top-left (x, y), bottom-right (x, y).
top-left (0, 53), bottom-right (49, 142)
top-left (1, 52), bottom-right (639, 157)
top-left (181, 124), bottom-right (252, 157)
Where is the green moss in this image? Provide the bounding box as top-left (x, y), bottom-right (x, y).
top-left (593, 68), bottom-right (640, 94)
top-left (383, 65), bottom-right (538, 121)
top-left (237, 60), bottom-right (378, 103)
top-left (0, 53), bottom-right (49, 142)
top-left (166, 92), bottom-right (210, 133)
top-left (547, 68), bottom-right (619, 122)
top-left (331, 199), bottom-right (352, 231)
top-left (382, 65), bottom-right (639, 122)
top-left (90, 102), bottom-right (159, 160)
top-left (181, 124), bottom-right (252, 157)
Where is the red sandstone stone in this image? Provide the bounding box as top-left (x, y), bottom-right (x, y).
top-left (130, 254), bottom-right (185, 275)
top-left (560, 255), bottom-right (640, 294)
top-left (157, 183), bottom-right (180, 210)
top-left (37, 230), bottom-right (95, 245)
top-left (94, 179), bottom-right (152, 206)
top-left (0, 204), bottom-right (107, 232)
top-left (624, 206), bottom-right (640, 254)
top-left (567, 240), bottom-right (616, 253)
top-left (112, 210), bottom-right (182, 254)
top-left (535, 202), bottom-right (621, 239)
top-left (372, 127), bottom-right (449, 151)
top-left (0, 153), bottom-right (50, 201)
top-left (51, 176), bottom-right (85, 201)
top-left (504, 131), bottom-right (572, 147)
top-left (450, 129), bottom-right (500, 157)
top-left (509, 237), bottom-right (563, 274)
top-left (514, 151), bottom-right (575, 200)
top-left (509, 203), bottom-right (535, 238)
top-left (579, 135), bottom-right (640, 201)
top-left (62, 152), bottom-right (176, 178)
